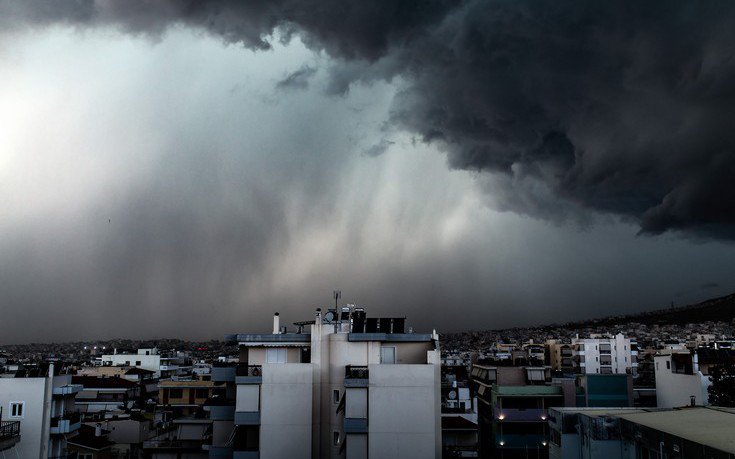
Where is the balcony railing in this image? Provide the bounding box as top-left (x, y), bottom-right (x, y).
top-left (50, 412), bottom-right (82, 435)
top-left (0, 421), bottom-right (21, 441)
top-left (345, 365), bottom-right (369, 379)
top-left (236, 365), bottom-right (263, 377)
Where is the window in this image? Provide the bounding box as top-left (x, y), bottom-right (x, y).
top-left (136, 360), bottom-right (141, 366)
top-left (79, 454), bottom-right (93, 459)
top-left (168, 388), bottom-right (183, 398)
top-left (9, 402), bottom-right (24, 418)
top-left (656, 362), bottom-right (659, 370)
top-left (333, 431), bottom-right (341, 446)
top-left (125, 361), bottom-right (131, 365)
top-left (195, 389), bottom-right (209, 398)
top-left (266, 348), bottom-right (287, 364)
top-left (333, 390), bottom-right (340, 405)
top-left (380, 346), bottom-right (396, 364)
top-left (666, 361), bottom-right (671, 370)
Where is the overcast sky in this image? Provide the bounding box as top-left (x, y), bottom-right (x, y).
top-left (2, 2), bottom-right (735, 343)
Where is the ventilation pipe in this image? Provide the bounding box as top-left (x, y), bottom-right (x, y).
top-left (273, 313), bottom-right (280, 334)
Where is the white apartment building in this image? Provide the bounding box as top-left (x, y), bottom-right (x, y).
top-left (548, 334), bottom-right (636, 375)
top-left (220, 307), bottom-right (442, 459)
top-left (651, 349), bottom-right (734, 408)
top-left (98, 348), bottom-right (191, 378)
top-left (0, 363), bottom-right (82, 458)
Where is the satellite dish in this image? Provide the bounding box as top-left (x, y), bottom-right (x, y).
top-left (448, 390), bottom-right (457, 400)
top-left (324, 311), bottom-right (336, 323)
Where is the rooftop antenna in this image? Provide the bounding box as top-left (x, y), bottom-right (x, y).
top-left (333, 290), bottom-right (341, 310)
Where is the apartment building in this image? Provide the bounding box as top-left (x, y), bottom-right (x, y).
top-left (98, 348), bottom-right (192, 378)
top-left (547, 334), bottom-right (636, 376)
top-left (654, 348), bottom-right (735, 408)
top-left (158, 378), bottom-right (222, 416)
top-left (0, 363), bottom-right (82, 458)
top-left (216, 307), bottom-right (441, 459)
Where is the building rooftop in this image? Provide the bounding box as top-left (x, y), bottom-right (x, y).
top-left (617, 407), bottom-right (735, 454)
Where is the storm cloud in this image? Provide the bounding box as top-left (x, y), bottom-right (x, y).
top-left (2, 2), bottom-right (735, 343)
top-left (3, 0), bottom-right (735, 237)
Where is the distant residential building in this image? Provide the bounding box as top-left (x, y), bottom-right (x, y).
top-left (158, 378), bottom-right (221, 416)
top-left (98, 348), bottom-right (191, 378)
top-left (547, 334), bottom-right (636, 376)
top-left (72, 375), bottom-right (141, 414)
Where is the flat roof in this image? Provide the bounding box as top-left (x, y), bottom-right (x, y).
top-left (348, 333), bottom-right (433, 342)
top-left (618, 407), bottom-right (735, 453)
top-left (224, 333), bottom-right (311, 343)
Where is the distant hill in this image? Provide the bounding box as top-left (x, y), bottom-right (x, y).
top-left (568, 292), bottom-right (735, 328)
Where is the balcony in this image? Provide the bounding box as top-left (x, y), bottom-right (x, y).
top-left (0, 421), bottom-right (21, 451)
top-left (234, 411), bottom-right (261, 426)
top-left (236, 365), bottom-right (263, 384)
top-left (344, 365), bottom-right (369, 387)
top-left (53, 384), bottom-right (83, 396)
top-left (204, 399), bottom-right (235, 421)
top-left (494, 408), bottom-right (548, 423)
top-left (50, 412), bottom-right (81, 434)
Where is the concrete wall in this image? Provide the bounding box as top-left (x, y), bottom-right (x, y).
top-left (0, 377), bottom-right (47, 459)
top-left (346, 433), bottom-right (368, 459)
top-left (236, 385), bottom-right (260, 412)
top-left (368, 364), bottom-right (440, 459)
top-left (345, 388), bottom-right (367, 419)
top-left (260, 363), bottom-right (313, 459)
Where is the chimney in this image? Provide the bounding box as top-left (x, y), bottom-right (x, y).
top-left (273, 313), bottom-right (280, 334)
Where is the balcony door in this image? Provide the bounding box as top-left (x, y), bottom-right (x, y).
top-left (380, 346), bottom-right (396, 364)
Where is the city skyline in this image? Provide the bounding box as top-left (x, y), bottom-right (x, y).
top-left (2, 2), bottom-right (735, 343)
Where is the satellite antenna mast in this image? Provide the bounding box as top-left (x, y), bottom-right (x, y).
top-left (333, 290), bottom-right (341, 310)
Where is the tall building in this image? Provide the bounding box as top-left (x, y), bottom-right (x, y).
top-left (219, 306), bottom-right (442, 459)
top-left (0, 363), bottom-right (82, 458)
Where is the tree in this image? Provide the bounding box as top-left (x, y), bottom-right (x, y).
top-left (708, 363), bottom-right (735, 407)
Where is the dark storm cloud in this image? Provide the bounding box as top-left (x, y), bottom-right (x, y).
top-left (276, 65), bottom-right (316, 90)
top-left (5, 1), bottom-right (735, 237)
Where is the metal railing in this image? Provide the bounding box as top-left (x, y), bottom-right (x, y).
top-left (345, 365), bottom-right (369, 379)
top-left (0, 421), bottom-right (20, 441)
top-left (236, 364), bottom-right (263, 377)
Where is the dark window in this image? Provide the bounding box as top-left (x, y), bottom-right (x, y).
top-left (333, 431), bottom-right (340, 446)
top-left (333, 390), bottom-right (340, 404)
top-left (168, 388), bottom-right (183, 398)
top-left (136, 360), bottom-right (141, 366)
top-left (195, 389), bottom-right (209, 398)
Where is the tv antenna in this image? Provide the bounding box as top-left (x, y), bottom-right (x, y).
top-left (333, 290), bottom-right (341, 310)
